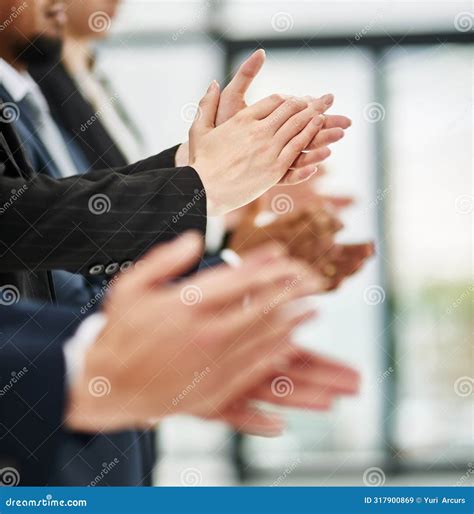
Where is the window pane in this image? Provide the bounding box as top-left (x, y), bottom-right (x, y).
top-left (386, 45), bottom-right (473, 464)
top-left (236, 47), bottom-right (385, 473)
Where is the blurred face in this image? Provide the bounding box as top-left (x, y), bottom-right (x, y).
top-left (0, 0), bottom-right (65, 62)
top-left (65, 0), bottom-right (120, 39)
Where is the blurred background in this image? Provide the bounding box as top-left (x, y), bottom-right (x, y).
top-left (94, 0), bottom-right (472, 486)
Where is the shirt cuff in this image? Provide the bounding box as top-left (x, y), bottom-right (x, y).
top-left (63, 313), bottom-right (108, 388)
top-left (220, 249), bottom-right (242, 268)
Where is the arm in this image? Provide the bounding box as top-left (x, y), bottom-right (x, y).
top-left (0, 303), bottom-right (82, 485)
top-left (0, 161), bottom-right (206, 274)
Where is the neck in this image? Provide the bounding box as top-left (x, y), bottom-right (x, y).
top-left (62, 37), bottom-right (93, 76)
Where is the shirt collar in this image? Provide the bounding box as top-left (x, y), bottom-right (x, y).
top-left (0, 58), bottom-right (32, 102)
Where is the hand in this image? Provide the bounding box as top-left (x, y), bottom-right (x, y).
top-left (189, 82), bottom-right (326, 215)
top-left (65, 232), bottom-right (321, 432)
top-left (216, 50), bottom-right (351, 184)
top-left (176, 50), bottom-right (352, 183)
top-left (210, 347), bottom-right (360, 436)
top-left (228, 205), bottom-right (374, 291)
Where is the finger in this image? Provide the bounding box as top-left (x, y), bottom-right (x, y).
top-left (261, 97), bottom-right (309, 133)
top-left (190, 80), bottom-right (220, 134)
top-left (278, 164), bottom-right (319, 185)
top-left (225, 49), bottom-right (266, 96)
top-left (217, 403), bottom-right (284, 437)
top-left (291, 147), bottom-right (332, 169)
top-left (245, 94), bottom-right (287, 119)
top-left (121, 231), bottom-right (203, 293)
top-left (278, 115), bottom-right (325, 170)
top-left (251, 379), bottom-right (335, 409)
top-left (275, 104), bottom-right (323, 148)
top-left (321, 114), bottom-right (352, 130)
top-left (306, 127), bottom-right (345, 150)
top-left (319, 195), bottom-right (354, 210)
top-left (189, 255), bottom-right (308, 308)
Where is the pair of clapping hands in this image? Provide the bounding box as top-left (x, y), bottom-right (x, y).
top-left (66, 233), bottom-right (360, 437)
top-left (176, 49), bottom-right (352, 215)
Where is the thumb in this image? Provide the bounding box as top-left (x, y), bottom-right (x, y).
top-left (123, 231), bottom-right (204, 292)
top-left (191, 80), bottom-right (221, 134)
top-left (227, 49), bottom-right (266, 96)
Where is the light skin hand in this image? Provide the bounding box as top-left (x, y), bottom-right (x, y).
top-left (176, 50), bottom-right (351, 183)
top-left (188, 82), bottom-right (326, 215)
top-left (210, 347), bottom-right (360, 436)
top-left (65, 233), bottom-right (322, 433)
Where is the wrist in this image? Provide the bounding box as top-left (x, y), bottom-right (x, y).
top-left (175, 142), bottom-right (189, 167)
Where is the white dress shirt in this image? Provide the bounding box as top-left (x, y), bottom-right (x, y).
top-left (0, 58), bottom-right (78, 177)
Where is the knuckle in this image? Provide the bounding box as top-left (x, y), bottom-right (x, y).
top-left (270, 93), bottom-right (284, 103)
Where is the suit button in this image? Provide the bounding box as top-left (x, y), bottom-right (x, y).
top-left (120, 260), bottom-right (134, 272)
top-left (105, 262), bottom-right (120, 275)
top-left (89, 264), bottom-right (104, 276)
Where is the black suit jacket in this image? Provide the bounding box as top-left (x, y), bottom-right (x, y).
top-left (0, 112), bottom-right (207, 302)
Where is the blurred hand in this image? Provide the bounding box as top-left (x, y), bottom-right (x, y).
top-left (189, 82), bottom-right (327, 215)
top-left (65, 232), bottom-right (322, 432)
top-left (228, 205), bottom-right (374, 291)
top-left (176, 50), bottom-right (352, 185)
top-left (210, 348), bottom-right (360, 436)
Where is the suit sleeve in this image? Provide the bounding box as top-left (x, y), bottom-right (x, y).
top-left (0, 303), bottom-right (82, 485)
top-left (0, 155), bottom-right (207, 274)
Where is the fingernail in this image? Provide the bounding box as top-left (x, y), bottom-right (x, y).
top-left (298, 167), bottom-right (314, 181)
top-left (323, 94), bottom-right (334, 105)
top-left (314, 115), bottom-right (325, 126)
top-left (207, 80), bottom-right (219, 92)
